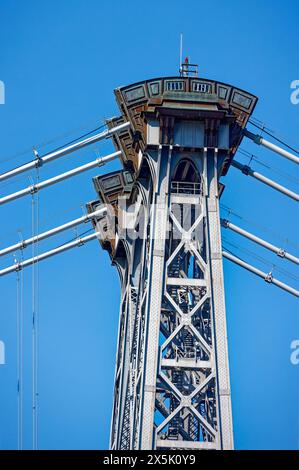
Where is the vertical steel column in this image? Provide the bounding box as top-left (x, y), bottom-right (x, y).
top-left (140, 146), bottom-right (172, 449)
top-left (109, 257), bottom-right (130, 450)
top-left (205, 148), bottom-right (234, 449)
top-left (109, 181), bottom-right (153, 450)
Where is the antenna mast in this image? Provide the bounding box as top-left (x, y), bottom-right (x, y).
top-left (179, 33), bottom-right (183, 75)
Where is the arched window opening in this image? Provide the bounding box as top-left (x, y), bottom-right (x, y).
top-left (171, 159), bottom-right (201, 195)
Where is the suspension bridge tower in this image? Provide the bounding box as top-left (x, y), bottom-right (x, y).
top-left (88, 65), bottom-right (258, 450)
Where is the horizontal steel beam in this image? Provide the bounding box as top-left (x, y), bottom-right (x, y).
top-left (222, 250), bottom-right (299, 298)
top-left (0, 207), bottom-right (106, 258)
top-left (244, 129), bottom-right (299, 165)
top-left (161, 358), bottom-right (212, 370)
top-left (156, 439), bottom-right (217, 450)
top-left (231, 160), bottom-right (299, 202)
top-left (0, 151), bottom-right (121, 206)
top-left (0, 232), bottom-right (100, 277)
top-left (166, 277), bottom-right (206, 287)
top-left (0, 121), bottom-right (130, 183)
top-left (221, 219), bottom-right (299, 265)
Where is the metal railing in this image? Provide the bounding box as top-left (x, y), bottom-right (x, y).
top-left (171, 181), bottom-right (202, 195)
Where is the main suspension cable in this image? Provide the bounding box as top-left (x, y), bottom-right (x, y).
top-left (222, 237), bottom-right (299, 283)
top-left (0, 118), bottom-right (106, 167)
top-left (0, 200), bottom-right (89, 248)
top-left (238, 148), bottom-right (299, 186)
top-left (220, 204), bottom-right (299, 252)
top-left (249, 119), bottom-right (299, 156)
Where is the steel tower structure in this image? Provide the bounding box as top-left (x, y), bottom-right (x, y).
top-left (87, 71), bottom-right (258, 450)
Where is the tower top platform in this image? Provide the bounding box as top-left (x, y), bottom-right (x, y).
top-left (107, 76), bottom-right (258, 176)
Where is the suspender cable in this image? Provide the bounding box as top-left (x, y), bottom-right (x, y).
top-left (221, 219), bottom-right (299, 265)
top-left (0, 232), bottom-right (100, 277)
top-left (0, 122), bottom-right (130, 183)
top-left (231, 160), bottom-right (299, 202)
top-left (0, 151), bottom-right (121, 206)
top-left (31, 174), bottom-right (39, 450)
top-left (243, 129), bottom-right (299, 165)
top-left (221, 203), bottom-right (299, 252)
top-left (16, 263), bottom-right (23, 450)
top-left (0, 208), bottom-right (107, 257)
top-left (222, 251), bottom-right (299, 298)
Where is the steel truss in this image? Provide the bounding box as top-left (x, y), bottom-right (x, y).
top-left (109, 147), bottom-right (233, 450)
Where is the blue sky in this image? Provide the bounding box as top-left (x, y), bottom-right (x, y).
top-left (0, 0), bottom-right (298, 450)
